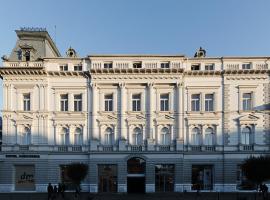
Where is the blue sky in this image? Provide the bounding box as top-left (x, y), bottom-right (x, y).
top-left (0, 0), bottom-right (270, 112)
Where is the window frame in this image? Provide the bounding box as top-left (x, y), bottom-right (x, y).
top-left (191, 94), bottom-right (200, 112)
top-left (205, 94), bottom-right (214, 112)
top-left (74, 94), bottom-right (82, 112)
top-left (60, 94), bottom-right (69, 111)
top-left (23, 93), bottom-right (31, 111)
top-left (132, 94), bottom-right (141, 112)
top-left (104, 94), bottom-right (113, 112)
top-left (160, 93), bottom-right (169, 111)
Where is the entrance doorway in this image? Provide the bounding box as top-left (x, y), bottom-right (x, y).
top-left (127, 157), bottom-right (146, 193)
top-left (127, 177), bottom-right (145, 193)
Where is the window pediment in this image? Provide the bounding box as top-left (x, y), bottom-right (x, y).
top-left (238, 114), bottom-right (259, 125)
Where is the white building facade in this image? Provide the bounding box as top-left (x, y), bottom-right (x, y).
top-left (0, 29), bottom-right (269, 193)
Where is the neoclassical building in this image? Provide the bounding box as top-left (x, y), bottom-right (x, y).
top-left (0, 28), bottom-right (269, 193)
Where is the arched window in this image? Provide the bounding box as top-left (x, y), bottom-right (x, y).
top-left (191, 127), bottom-right (201, 145)
top-left (25, 50), bottom-right (31, 61)
top-left (60, 128), bottom-right (69, 145)
top-left (204, 127), bottom-right (214, 146)
top-left (241, 127), bottom-right (251, 145)
top-left (74, 128), bottom-right (82, 145)
top-left (160, 127), bottom-right (170, 145)
top-left (22, 127), bottom-right (31, 145)
top-left (104, 127), bottom-right (113, 145)
top-left (132, 127), bottom-right (142, 145)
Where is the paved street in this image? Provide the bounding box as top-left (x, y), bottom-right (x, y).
top-left (0, 192), bottom-right (268, 200)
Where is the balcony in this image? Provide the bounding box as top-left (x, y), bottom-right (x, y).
top-left (58, 146), bottom-right (68, 152)
top-left (130, 145), bottom-right (143, 152)
top-left (241, 145), bottom-right (254, 151)
top-left (190, 146), bottom-right (202, 152)
top-left (203, 146), bottom-right (216, 152)
top-left (158, 145), bottom-right (171, 152)
top-left (102, 145), bottom-right (113, 152)
top-left (71, 146), bottom-right (82, 152)
top-left (3, 61), bottom-right (43, 68)
top-left (19, 145), bottom-right (29, 151)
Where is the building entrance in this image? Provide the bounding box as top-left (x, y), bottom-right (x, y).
top-left (127, 157), bottom-right (146, 193)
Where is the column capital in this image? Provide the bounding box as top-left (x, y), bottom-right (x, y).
top-left (119, 82), bottom-right (126, 89)
top-left (147, 82), bottom-right (154, 87)
top-left (90, 83), bottom-right (97, 89)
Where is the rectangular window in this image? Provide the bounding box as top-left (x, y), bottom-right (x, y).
top-left (74, 94), bottom-right (82, 111)
top-left (155, 164), bottom-right (175, 192)
top-left (105, 94), bottom-right (113, 111)
top-left (133, 62), bottom-right (142, 68)
top-left (205, 94), bottom-right (214, 111)
top-left (242, 93), bottom-right (252, 111)
top-left (192, 165), bottom-right (213, 190)
top-left (161, 62), bottom-right (170, 68)
top-left (60, 65), bottom-right (68, 71)
top-left (74, 65), bottom-right (82, 71)
top-left (205, 64), bottom-right (214, 71)
top-left (98, 165), bottom-right (118, 193)
top-left (242, 63), bottom-right (251, 70)
top-left (236, 165), bottom-right (256, 190)
top-left (160, 94), bottom-right (169, 111)
top-left (191, 64), bottom-right (200, 71)
top-left (191, 94), bottom-right (200, 111)
top-left (60, 94), bottom-right (68, 111)
top-left (132, 94), bottom-right (141, 111)
top-left (23, 93), bottom-right (31, 111)
top-left (104, 62), bottom-right (113, 69)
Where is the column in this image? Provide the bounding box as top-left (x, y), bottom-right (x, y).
top-left (120, 83), bottom-right (126, 139)
top-left (3, 84), bottom-right (7, 110)
top-left (176, 82), bottom-right (184, 150)
top-left (91, 83), bottom-right (99, 140)
top-left (148, 83), bottom-right (154, 139)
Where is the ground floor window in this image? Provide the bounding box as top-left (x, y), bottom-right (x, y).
top-left (60, 165), bottom-right (74, 190)
top-left (98, 164), bottom-right (117, 193)
top-left (155, 164), bottom-right (174, 192)
top-left (236, 165), bottom-right (256, 190)
top-left (192, 165), bottom-right (213, 190)
top-left (15, 165), bottom-right (35, 191)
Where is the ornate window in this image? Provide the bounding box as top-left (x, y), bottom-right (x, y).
top-left (160, 94), bottom-right (169, 111)
top-left (25, 50), bottom-right (31, 61)
top-left (132, 94), bottom-right (141, 111)
top-left (60, 94), bottom-right (68, 111)
top-left (74, 128), bottom-right (82, 145)
top-left (74, 94), bottom-right (82, 112)
top-left (205, 94), bottom-right (214, 111)
top-left (242, 93), bottom-right (252, 111)
top-left (22, 127), bottom-right (31, 145)
top-left (160, 127), bottom-right (170, 145)
top-left (60, 128), bottom-right (69, 145)
top-left (204, 127), bottom-right (214, 145)
top-left (241, 126), bottom-right (251, 145)
top-left (23, 93), bottom-right (31, 111)
top-left (104, 62), bottom-right (113, 69)
top-left (104, 127), bottom-right (113, 145)
top-left (132, 127), bottom-right (143, 145)
top-left (242, 63), bottom-right (251, 70)
top-left (191, 127), bottom-right (201, 145)
top-left (191, 94), bottom-right (200, 111)
top-left (160, 62), bottom-right (170, 68)
top-left (104, 94), bottom-right (113, 111)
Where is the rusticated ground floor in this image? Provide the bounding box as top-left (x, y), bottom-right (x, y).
top-left (0, 152), bottom-right (269, 193)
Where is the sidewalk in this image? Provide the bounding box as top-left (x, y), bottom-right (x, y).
top-left (0, 192), bottom-right (267, 200)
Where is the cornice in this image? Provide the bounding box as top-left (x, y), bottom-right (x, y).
top-left (0, 67), bottom-right (46, 76)
top-left (89, 68), bottom-right (184, 74)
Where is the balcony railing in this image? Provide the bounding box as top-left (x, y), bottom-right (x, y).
top-left (58, 146), bottom-right (68, 152)
top-left (3, 61), bottom-right (43, 68)
top-left (130, 145), bottom-right (143, 152)
top-left (102, 145), bottom-right (113, 152)
top-left (19, 145), bottom-right (29, 151)
top-left (242, 145), bottom-right (254, 151)
top-left (158, 145), bottom-right (171, 152)
top-left (72, 146), bottom-right (82, 152)
top-left (190, 146), bottom-right (202, 151)
top-left (204, 146), bottom-right (216, 152)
